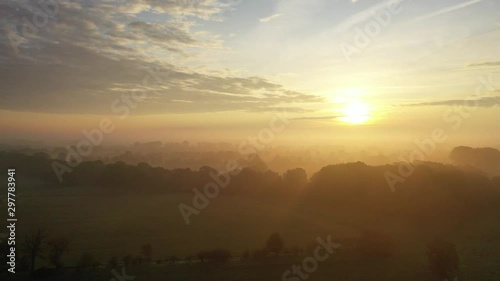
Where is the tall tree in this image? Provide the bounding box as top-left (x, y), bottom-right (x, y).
top-left (141, 244), bottom-right (153, 262)
top-left (25, 227), bottom-right (47, 272)
top-left (266, 232), bottom-right (284, 255)
top-left (48, 237), bottom-right (70, 268)
top-left (78, 253), bottom-right (95, 269)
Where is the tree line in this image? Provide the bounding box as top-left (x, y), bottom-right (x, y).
top-left (1, 229), bottom-right (460, 281)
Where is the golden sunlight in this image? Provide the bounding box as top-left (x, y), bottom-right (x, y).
top-left (339, 101), bottom-right (371, 124)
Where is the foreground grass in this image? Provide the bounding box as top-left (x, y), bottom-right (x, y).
top-left (3, 178), bottom-right (500, 280)
top-left (6, 252), bottom-right (498, 281)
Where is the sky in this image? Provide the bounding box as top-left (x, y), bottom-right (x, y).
top-left (0, 0), bottom-right (499, 147)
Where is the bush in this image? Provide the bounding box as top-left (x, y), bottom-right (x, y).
top-left (266, 232), bottom-right (284, 255)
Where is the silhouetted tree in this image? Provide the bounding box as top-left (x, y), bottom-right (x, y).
top-left (141, 243), bottom-right (153, 262)
top-left (450, 146), bottom-right (475, 165)
top-left (78, 253), bottom-right (95, 269)
top-left (266, 232), bottom-right (284, 255)
top-left (282, 168), bottom-right (308, 189)
top-left (168, 255), bottom-right (178, 264)
top-left (25, 227), bottom-right (47, 272)
top-left (47, 237), bottom-right (70, 269)
top-left (426, 239), bottom-right (459, 280)
top-left (122, 255), bottom-right (132, 266)
top-left (242, 249), bottom-right (250, 260)
top-left (134, 256), bottom-right (144, 265)
top-left (108, 256), bottom-right (119, 268)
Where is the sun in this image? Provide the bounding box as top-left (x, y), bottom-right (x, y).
top-left (339, 102), bottom-right (371, 124)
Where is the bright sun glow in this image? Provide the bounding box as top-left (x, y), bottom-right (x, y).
top-left (340, 102), bottom-right (371, 124)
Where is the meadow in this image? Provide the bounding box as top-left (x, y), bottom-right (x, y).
top-left (4, 174), bottom-right (500, 280)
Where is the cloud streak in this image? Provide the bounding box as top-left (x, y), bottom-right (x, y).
top-left (334, 0), bottom-right (406, 33)
top-left (293, 115), bottom-right (340, 120)
top-left (406, 95), bottom-right (500, 108)
top-left (467, 61), bottom-right (500, 68)
top-left (259, 13), bottom-right (283, 23)
top-left (414, 0), bottom-right (483, 22)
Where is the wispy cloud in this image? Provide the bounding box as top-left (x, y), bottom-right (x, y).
top-left (467, 61), bottom-right (500, 68)
top-left (0, 1), bottom-right (323, 115)
top-left (406, 95), bottom-right (500, 107)
top-left (334, 0), bottom-right (406, 33)
top-left (415, 0), bottom-right (483, 22)
top-left (293, 115), bottom-right (340, 120)
top-left (259, 13), bottom-right (284, 23)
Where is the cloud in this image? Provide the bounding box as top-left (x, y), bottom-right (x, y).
top-left (414, 0), bottom-right (483, 22)
top-left (128, 21), bottom-right (196, 45)
top-left (407, 96), bottom-right (500, 107)
top-left (467, 61), bottom-right (500, 68)
top-left (259, 13), bottom-right (284, 23)
top-left (334, 0), bottom-right (406, 33)
top-left (293, 115), bottom-right (340, 120)
top-left (0, 0), bottom-right (323, 115)
top-left (122, 0), bottom-right (237, 20)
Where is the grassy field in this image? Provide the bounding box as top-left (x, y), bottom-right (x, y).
top-left (7, 253), bottom-right (499, 281)
top-left (11, 181), bottom-right (359, 263)
top-left (2, 176), bottom-right (500, 280)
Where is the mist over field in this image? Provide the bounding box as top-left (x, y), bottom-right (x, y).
top-left (1, 0), bottom-right (500, 280)
top-left (1, 142), bottom-right (500, 280)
